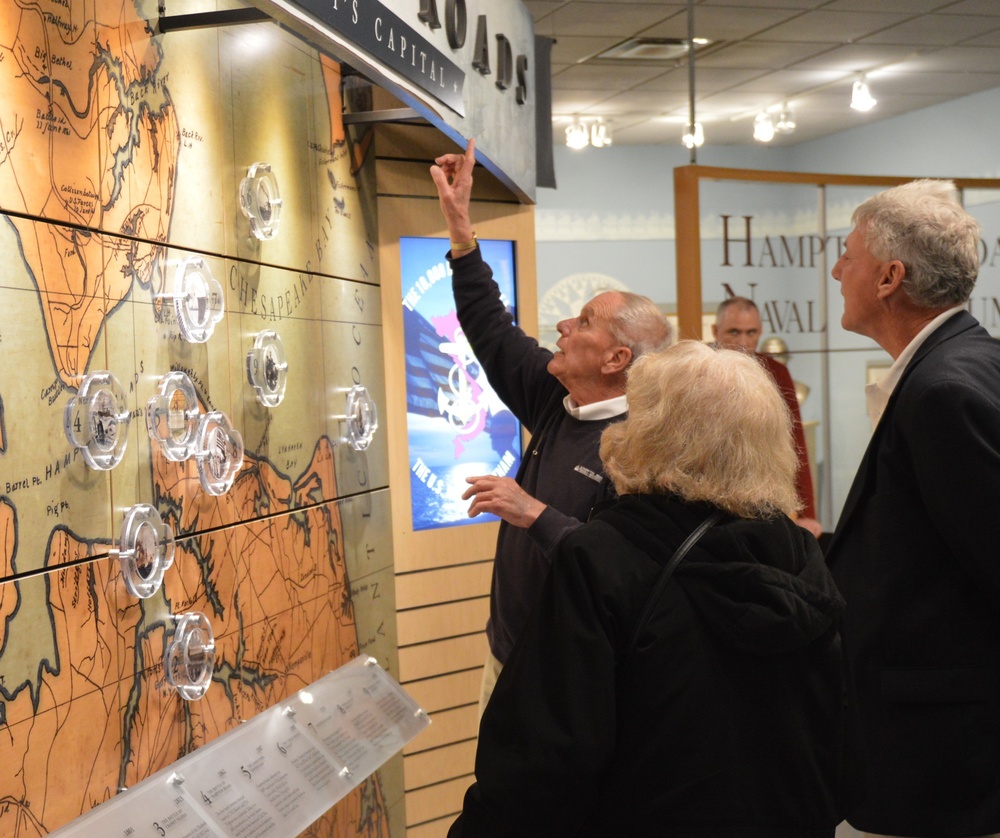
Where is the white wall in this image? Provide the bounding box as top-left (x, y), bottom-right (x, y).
top-left (785, 87), bottom-right (1000, 179)
top-left (534, 86), bottom-right (1000, 528)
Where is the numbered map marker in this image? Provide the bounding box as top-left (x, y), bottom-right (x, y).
top-left (63, 371), bottom-right (131, 470)
top-left (333, 384), bottom-right (379, 451)
top-left (192, 410), bottom-right (244, 495)
top-left (247, 330), bottom-right (288, 407)
top-left (159, 255), bottom-right (225, 343)
top-left (147, 370), bottom-right (201, 461)
top-left (112, 503), bottom-right (175, 599)
top-left (240, 161), bottom-right (283, 240)
top-left (165, 612), bottom-right (216, 701)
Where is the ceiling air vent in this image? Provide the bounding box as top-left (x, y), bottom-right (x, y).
top-left (597, 38), bottom-right (705, 62)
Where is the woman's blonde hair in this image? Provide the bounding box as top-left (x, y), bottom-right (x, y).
top-left (600, 340), bottom-right (800, 519)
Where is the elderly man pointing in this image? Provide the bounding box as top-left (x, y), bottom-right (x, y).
top-left (430, 139), bottom-right (671, 713)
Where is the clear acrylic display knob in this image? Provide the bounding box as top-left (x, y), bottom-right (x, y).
top-left (246, 330), bottom-right (288, 407)
top-left (192, 410), bottom-right (244, 495)
top-left (165, 612), bottom-right (215, 700)
top-left (239, 162), bottom-right (282, 240)
top-left (63, 371), bottom-right (130, 470)
top-left (147, 371), bottom-right (201, 461)
top-left (159, 256), bottom-right (225, 343)
top-left (112, 503), bottom-right (175, 599)
top-left (333, 384), bottom-right (379, 451)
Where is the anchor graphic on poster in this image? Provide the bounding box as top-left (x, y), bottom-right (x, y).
top-left (438, 327), bottom-right (487, 446)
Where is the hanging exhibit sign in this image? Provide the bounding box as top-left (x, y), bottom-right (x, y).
top-left (254, 0), bottom-right (537, 201)
top-left (278, 0), bottom-right (467, 116)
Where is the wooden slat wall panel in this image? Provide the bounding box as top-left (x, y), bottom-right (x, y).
top-left (398, 634), bottom-right (489, 684)
top-left (403, 704), bottom-right (479, 756)
top-left (405, 776), bottom-right (472, 830)
top-left (376, 125), bottom-right (536, 835)
top-left (404, 740), bottom-right (479, 790)
top-left (396, 599), bottom-right (490, 645)
top-left (395, 562), bottom-right (492, 609)
top-left (405, 816), bottom-right (454, 838)
top-left (403, 669), bottom-right (483, 714)
top-left (391, 525), bottom-right (499, 574)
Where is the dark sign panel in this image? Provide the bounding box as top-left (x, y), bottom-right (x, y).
top-left (284, 0), bottom-right (466, 115)
top-left (256, 0), bottom-right (538, 201)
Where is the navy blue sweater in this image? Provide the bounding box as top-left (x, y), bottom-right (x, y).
top-left (450, 247), bottom-right (621, 664)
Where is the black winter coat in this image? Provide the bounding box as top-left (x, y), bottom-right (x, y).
top-left (450, 494), bottom-right (845, 837)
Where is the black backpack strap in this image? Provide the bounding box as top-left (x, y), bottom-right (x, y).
top-left (623, 510), bottom-right (723, 660)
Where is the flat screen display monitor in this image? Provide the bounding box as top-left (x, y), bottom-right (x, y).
top-left (400, 237), bottom-right (522, 531)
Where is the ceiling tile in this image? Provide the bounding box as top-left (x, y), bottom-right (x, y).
top-left (551, 90), bottom-right (614, 113)
top-left (577, 89), bottom-right (685, 112)
top-left (869, 70), bottom-right (1000, 96)
top-left (962, 30), bottom-right (1000, 47)
top-left (696, 41), bottom-right (837, 69)
top-left (634, 66), bottom-right (768, 93)
top-left (859, 14), bottom-right (1000, 46)
top-left (533, 0), bottom-right (1000, 146)
top-left (750, 10), bottom-right (913, 42)
top-left (886, 46), bottom-right (1000, 73)
top-left (697, 0), bottom-right (827, 8)
top-left (789, 43), bottom-right (925, 72)
top-left (550, 35), bottom-right (629, 64)
top-left (727, 68), bottom-right (847, 92)
top-left (525, 1), bottom-right (566, 23)
top-left (541, 3), bottom-right (682, 37)
top-left (790, 85), bottom-right (948, 113)
top-left (641, 7), bottom-right (802, 41)
top-left (690, 90), bottom-right (788, 116)
top-left (819, 0), bottom-right (945, 11)
top-left (932, 0), bottom-right (1000, 14)
top-left (552, 63), bottom-right (674, 90)
top-left (568, 0), bottom-right (685, 5)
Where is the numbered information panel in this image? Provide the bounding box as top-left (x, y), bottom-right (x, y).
top-left (49, 658), bottom-right (430, 838)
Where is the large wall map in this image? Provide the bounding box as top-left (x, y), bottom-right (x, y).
top-left (0, 1), bottom-right (398, 835)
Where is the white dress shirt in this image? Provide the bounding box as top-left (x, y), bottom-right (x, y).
top-left (865, 305), bottom-right (965, 429)
top-left (562, 394), bottom-right (627, 420)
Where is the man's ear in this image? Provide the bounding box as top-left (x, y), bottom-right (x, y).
top-left (603, 346), bottom-right (632, 376)
top-left (876, 260), bottom-right (906, 300)
top-left (711, 323), bottom-right (719, 341)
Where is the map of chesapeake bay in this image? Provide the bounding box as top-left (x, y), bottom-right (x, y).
top-left (0, 1), bottom-right (397, 835)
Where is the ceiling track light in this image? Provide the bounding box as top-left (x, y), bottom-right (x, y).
top-left (682, 122), bottom-right (704, 149)
top-left (753, 112), bottom-right (775, 143)
top-left (565, 117), bottom-right (613, 149)
top-left (565, 119), bottom-right (589, 150)
top-left (590, 118), bottom-right (613, 148)
top-left (775, 109), bottom-right (796, 134)
top-left (851, 77), bottom-right (877, 112)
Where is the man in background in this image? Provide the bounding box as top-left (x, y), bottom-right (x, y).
top-left (713, 296), bottom-right (821, 537)
top-left (430, 139), bottom-right (671, 714)
top-left (828, 179), bottom-right (1000, 837)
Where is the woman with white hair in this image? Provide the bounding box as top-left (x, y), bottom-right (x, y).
top-left (449, 341), bottom-right (844, 837)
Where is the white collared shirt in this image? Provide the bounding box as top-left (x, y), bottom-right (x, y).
top-left (865, 305), bottom-right (964, 429)
top-left (562, 393), bottom-right (627, 421)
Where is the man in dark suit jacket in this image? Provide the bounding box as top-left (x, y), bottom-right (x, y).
top-left (827, 180), bottom-right (1000, 838)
